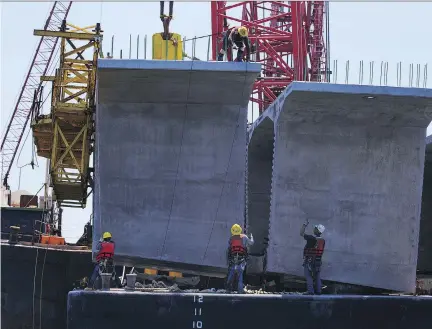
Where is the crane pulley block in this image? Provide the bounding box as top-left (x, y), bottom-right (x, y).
top-left (152, 33), bottom-right (183, 60)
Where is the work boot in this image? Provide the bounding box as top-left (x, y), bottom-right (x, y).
top-left (217, 54), bottom-right (224, 61)
top-left (302, 291), bottom-right (314, 295)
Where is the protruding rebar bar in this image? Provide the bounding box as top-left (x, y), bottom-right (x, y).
top-left (369, 61), bottom-right (374, 85)
top-left (409, 63), bottom-right (414, 87)
top-left (144, 35), bottom-right (147, 59)
top-left (129, 34), bottom-right (132, 59)
top-left (137, 35), bottom-right (140, 59)
top-left (345, 60), bottom-right (349, 84)
top-left (416, 63), bottom-right (421, 88)
top-left (111, 35), bottom-right (114, 57)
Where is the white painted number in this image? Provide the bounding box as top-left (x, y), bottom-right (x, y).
top-left (193, 295), bottom-right (204, 303)
top-left (192, 295), bottom-right (203, 328)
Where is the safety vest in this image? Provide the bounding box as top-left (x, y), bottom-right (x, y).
top-left (96, 241), bottom-right (115, 262)
top-left (303, 237), bottom-right (325, 260)
top-left (229, 235), bottom-right (247, 255)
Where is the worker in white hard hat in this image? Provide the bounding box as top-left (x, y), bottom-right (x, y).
top-left (87, 231), bottom-right (116, 289)
top-left (300, 220), bottom-right (326, 295)
top-left (217, 26), bottom-right (251, 62)
top-left (226, 224), bottom-right (254, 293)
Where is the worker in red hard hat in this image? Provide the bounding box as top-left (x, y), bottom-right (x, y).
top-left (300, 220), bottom-right (326, 295)
top-left (87, 231), bottom-right (115, 289)
top-left (226, 224), bottom-right (254, 293)
top-left (217, 26), bottom-right (251, 62)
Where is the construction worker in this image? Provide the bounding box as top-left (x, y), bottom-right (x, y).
top-left (217, 26), bottom-right (251, 62)
top-left (226, 224), bottom-right (254, 293)
top-left (87, 231), bottom-right (115, 289)
top-left (300, 220), bottom-right (326, 295)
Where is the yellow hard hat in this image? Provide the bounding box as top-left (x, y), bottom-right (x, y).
top-left (231, 224), bottom-right (242, 236)
top-left (102, 232), bottom-right (112, 239)
top-left (238, 26), bottom-right (248, 37)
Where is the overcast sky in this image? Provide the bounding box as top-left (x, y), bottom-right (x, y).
top-left (1, 1), bottom-right (431, 242)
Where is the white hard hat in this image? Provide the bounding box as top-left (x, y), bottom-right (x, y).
top-left (315, 224), bottom-right (325, 234)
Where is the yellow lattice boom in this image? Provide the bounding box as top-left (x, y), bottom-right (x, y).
top-left (31, 21), bottom-right (102, 208)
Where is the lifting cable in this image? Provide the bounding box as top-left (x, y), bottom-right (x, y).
top-left (160, 1), bottom-right (174, 40)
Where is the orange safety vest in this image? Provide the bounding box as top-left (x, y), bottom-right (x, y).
top-left (229, 235), bottom-right (247, 255)
top-left (96, 241), bottom-right (115, 262)
top-left (303, 237), bottom-right (325, 260)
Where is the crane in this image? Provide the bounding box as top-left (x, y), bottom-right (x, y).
top-left (211, 1), bottom-right (329, 113)
top-left (31, 21), bottom-right (102, 208)
top-left (1, 1), bottom-right (72, 189)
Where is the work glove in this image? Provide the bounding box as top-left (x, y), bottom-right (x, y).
top-left (250, 233), bottom-right (254, 240)
top-left (304, 219), bottom-right (309, 227)
top-left (99, 237), bottom-right (104, 242)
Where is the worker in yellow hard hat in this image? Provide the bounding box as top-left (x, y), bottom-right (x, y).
top-left (226, 224), bottom-right (254, 293)
top-left (217, 26), bottom-right (251, 62)
top-left (87, 231), bottom-right (116, 289)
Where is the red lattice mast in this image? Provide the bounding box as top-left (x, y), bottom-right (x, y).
top-left (211, 1), bottom-right (328, 114)
top-left (0, 1), bottom-right (72, 188)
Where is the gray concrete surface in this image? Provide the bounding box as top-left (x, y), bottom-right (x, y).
top-left (93, 60), bottom-right (260, 273)
top-left (418, 135), bottom-right (432, 272)
top-left (248, 82), bottom-right (432, 292)
top-left (246, 118), bottom-right (274, 257)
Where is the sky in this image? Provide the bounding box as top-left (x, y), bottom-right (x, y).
top-left (1, 1), bottom-right (431, 243)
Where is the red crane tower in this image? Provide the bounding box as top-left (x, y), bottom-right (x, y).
top-left (211, 1), bottom-right (329, 114)
top-left (0, 1), bottom-right (72, 188)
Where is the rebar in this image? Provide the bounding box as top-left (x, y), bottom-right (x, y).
top-left (345, 60), bottom-right (349, 84)
top-left (409, 63), bottom-right (414, 87)
top-left (144, 35), bottom-right (147, 59)
top-left (137, 35), bottom-right (140, 59)
top-left (111, 35), bottom-right (114, 57)
top-left (416, 64), bottom-right (421, 88)
top-left (192, 36), bottom-right (197, 59)
top-left (129, 34), bottom-right (132, 59)
top-left (207, 36), bottom-right (211, 61)
top-left (369, 61), bottom-right (374, 85)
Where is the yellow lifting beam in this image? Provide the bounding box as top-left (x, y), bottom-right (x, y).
top-left (153, 1), bottom-right (183, 60)
top-left (152, 33), bottom-right (183, 60)
top-left (31, 21), bottom-right (102, 208)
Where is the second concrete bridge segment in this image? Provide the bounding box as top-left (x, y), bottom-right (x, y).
top-left (94, 59), bottom-right (261, 274)
top-left (247, 83), bottom-right (432, 292)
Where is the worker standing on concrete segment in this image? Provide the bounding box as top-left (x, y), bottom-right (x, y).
top-left (87, 231), bottom-right (115, 289)
top-left (226, 224), bottom-right (254, 293)
top-left (217, 26), bottom-right (251, 62)
top-left (300, 220), bottom-right (326, 295)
